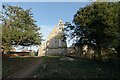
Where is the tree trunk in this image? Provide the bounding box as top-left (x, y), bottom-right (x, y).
top-left (96, 42), bottom-right (102, 57)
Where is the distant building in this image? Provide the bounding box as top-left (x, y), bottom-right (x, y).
top-left (10, 48), bottom-right (16, 52)
top-left (38, 19), bottom-right (67, 56)
top-left (21, 50), bottom-right (30, 52)
top-left (3, 49), bottom-right (36, 58)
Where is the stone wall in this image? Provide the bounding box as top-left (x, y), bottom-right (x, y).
top-left (38, 19), bottom-right (67, 56)
top-left (46, 48), bottom-right (67, 56)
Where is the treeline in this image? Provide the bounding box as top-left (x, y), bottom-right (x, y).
top-left (65, 2), bottom-right (120, 59)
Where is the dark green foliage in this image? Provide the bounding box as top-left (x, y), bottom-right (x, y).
top-left (65, 2), bottom-right (120, 55)
top-left (1, 4), bottom-right (42, 51)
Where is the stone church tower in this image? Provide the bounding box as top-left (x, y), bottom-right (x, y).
top-left (38, 19), bottom-right (67, 56)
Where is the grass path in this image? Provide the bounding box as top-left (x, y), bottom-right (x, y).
top-left (3, 56), bottom-right (120, 79)
top-left (3, 57), bottom-right (41, 79)
top-left (10, 58), bottom-right (41, 78)
top-left (30, 56), bottom-right (120, 79)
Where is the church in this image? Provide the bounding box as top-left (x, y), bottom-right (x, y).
top-left (38, 19), bottom-right (67, 56)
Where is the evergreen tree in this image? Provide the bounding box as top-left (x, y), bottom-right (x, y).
top-left (65, 2), bottom-right (120, 55)
top-left (1, 4), bottom-right (42, 51)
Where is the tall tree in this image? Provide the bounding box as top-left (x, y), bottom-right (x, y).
top-left (65, 2), bottom-right (120, 55)
top-left (114, 1), bottom-right (120, 55)
top-left (1, 4), bottom-right (42, 51)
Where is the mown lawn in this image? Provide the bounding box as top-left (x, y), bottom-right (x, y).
top-left (30, 56), bottom-right (120, 79)
top-left (2, 57), bottom-right (41, 79)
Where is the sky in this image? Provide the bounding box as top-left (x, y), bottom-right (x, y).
top-left (2, 2), bottom-right (92, 51)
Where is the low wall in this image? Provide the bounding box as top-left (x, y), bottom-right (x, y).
top-left (46, 48), bottom-right (67, 56)
top-left (3, 52), bottom-right (30, 58)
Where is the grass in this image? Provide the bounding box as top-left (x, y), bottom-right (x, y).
top-left (30, 56), bottom-right (120, 79)
top-left (2, 56), bottom-right (41, 79)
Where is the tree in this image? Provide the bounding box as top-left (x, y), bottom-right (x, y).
top-left (1, 4), bottom-right (42, 51)
top-left (65, 2), bottom-right (120, 55)
top-left (114, 2), bottom-right (120, 56)
top-left (0, 24), bottom-right (2, 47)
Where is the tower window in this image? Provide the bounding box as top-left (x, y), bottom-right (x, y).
top-left (59, 28), bottom-right (61, 29)
top-left (59, 24), bottom-right (63, 26)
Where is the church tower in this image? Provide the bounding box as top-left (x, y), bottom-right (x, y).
top-left (38, 19), bottom-right (67, 56)
top-left (57, 19), bottom-right (64, 33)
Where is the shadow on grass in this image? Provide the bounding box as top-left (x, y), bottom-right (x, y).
top-left (30, 56), bottom-right (120, 79)
top-left (2, 57), bottom-right (41, 79)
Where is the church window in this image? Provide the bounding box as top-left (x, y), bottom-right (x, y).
top-left (59, 24), bottom-right (63, 26)
top-left (54, 39), bottom-right (56, 43)
top-left (59, 27), bottom-right (61, 29)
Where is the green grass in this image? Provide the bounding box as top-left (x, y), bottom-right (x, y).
top-left (30, 56), bottom-right (120, 79)
top-left (2, 57), bottom-right (41, 78)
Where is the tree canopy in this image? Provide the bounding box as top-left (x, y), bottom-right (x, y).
top-left (65, 2), bottom-right (120, 55)
top-left (1, 4), bottom-right (42, 51)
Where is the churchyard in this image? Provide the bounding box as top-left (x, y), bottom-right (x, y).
top-left (2, 56), bottom-right (120, 79)
top-left (30, 56), bottom-right (120, 79)
top-left (2, 57), bottom-right (41, 79)
top-left (1, 1), bottom-right (120, 79)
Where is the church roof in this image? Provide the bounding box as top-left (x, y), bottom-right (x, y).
top-left (48, 26), bottom-right (58, 39)
top-left (47, 19), bottom-right (64, 40)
